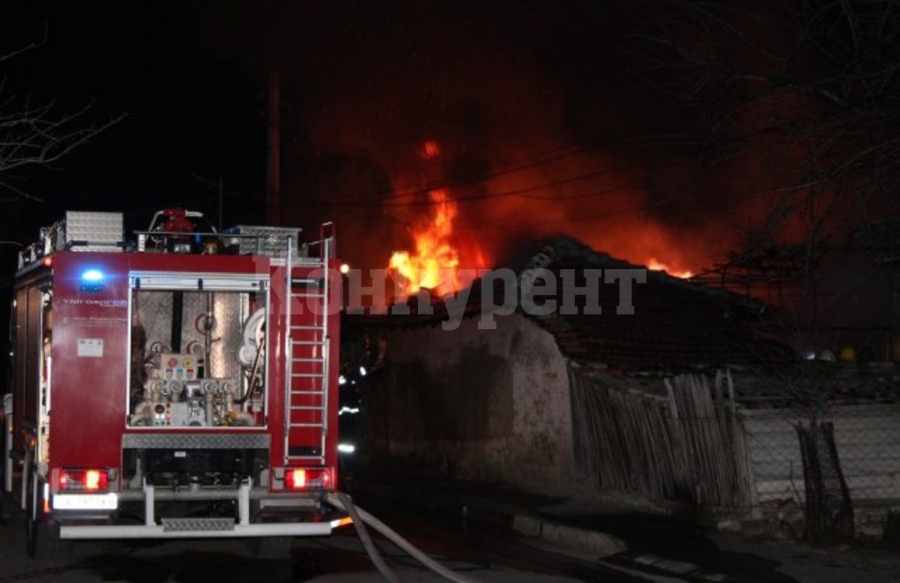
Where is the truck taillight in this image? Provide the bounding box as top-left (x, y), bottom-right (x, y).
top-left (285, 467), bottom-right (333, 490)
top-left (58, 469), bottom-right (109, 492)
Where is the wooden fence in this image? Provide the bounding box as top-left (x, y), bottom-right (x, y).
top-left (568, 363), bottom-right (755, 508)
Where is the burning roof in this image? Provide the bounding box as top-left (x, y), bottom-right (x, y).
top-left (350, 236), bottom-right (798, 374)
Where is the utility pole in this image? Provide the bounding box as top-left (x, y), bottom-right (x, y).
top-left (266, 68), bottom-right (282, 225)
top-left (217, 177), bottom-right (223, 231)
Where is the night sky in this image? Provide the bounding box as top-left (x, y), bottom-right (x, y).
top-left (2, 1), bottom-right (898, 370)
top-left (0, 1), bottom-right (726, 274)
top-left (1, 2), bottom-right (267, 236)
top-left (2, 1), bottom-right (891, 281)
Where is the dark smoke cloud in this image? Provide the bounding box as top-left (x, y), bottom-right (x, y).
top-left (195, 1), bottom-right (756, 273)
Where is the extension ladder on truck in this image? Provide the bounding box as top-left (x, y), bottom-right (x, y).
top-left (283, 224), bottom-right (334, 464)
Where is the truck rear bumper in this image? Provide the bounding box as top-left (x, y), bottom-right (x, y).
top-left (54, 479), bottom-right (347, 540)
top-left (60, 521), bottom-right (334, 539)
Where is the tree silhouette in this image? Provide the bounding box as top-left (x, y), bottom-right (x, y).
top-left (626, 0), bottom-right (900, 543)
top-left (0, 36), bottom-right (123, 202)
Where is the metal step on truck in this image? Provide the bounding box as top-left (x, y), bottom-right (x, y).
top-left (2, 209), bottom-right (347, 559)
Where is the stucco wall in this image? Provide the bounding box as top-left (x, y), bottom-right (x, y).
top-left (363, 313), bottom-right (574, 496)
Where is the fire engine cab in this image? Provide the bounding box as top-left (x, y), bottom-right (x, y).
top-left (3, 210), bottom-right (343, 559)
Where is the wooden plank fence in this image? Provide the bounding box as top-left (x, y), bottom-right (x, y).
top-left (568, 363), bottom-right (755, 508)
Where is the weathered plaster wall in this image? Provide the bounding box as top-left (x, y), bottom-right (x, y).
top-left (364, 313), bottom-right (574, 496)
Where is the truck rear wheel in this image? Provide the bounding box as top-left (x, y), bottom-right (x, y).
top-left (0, 483), bottom-right (17, 526)
top-left (25, 473), bottom-right (72, 561)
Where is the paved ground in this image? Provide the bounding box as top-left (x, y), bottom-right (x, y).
top-left (344, 459), bottom-right (900, 583)
top-left (4, 456), bottom-right (900, 582)
top-left (0, 481), bottom-right (635, 583)
top-left (0, 519), bottom-right (603, 583)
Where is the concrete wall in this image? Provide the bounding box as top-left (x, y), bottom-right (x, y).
top-left (364, 313), bottom-right (575, 496)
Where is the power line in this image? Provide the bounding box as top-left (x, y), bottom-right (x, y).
top-left (323, 184), bottom-right (678, 232)
top-left (326, 141), bottom-right (601, 205)
top-left (313, 126), bottom-right (709, 209)
top-left (321, 164), bottom-right (644, 208)
top-left (449, 195), bottom-right (679, 231)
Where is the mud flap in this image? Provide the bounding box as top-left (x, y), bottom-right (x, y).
top-left (26, 472), bottom-right (73, 561)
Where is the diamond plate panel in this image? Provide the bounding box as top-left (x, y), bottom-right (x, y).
top-left (223, 225), bottom-right (301, 257)
top-left (122, 433), bottom-right (270, 449)
top-left (209, 292), bottom-right (246, 381)
top-left (65, 211), bottom-right (123, 252)
top-left (136, 290), bottom-right (175, 353)
top-left (162, 517), bottom-right (235, 532)
top-left (134, 291), bottom-right (246, 381)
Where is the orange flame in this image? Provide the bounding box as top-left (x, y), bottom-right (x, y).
top-left (389, 139), bottom-right (487, 299)
top-left (389, 140), bottom-right (699, 298)
top-left (647, 258), bottom-right (694, 279)
top-left (389, 188), bottom-right (473, 297)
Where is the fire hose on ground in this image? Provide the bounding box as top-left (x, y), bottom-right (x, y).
top-left (328, 492), bottom-right (485, 583)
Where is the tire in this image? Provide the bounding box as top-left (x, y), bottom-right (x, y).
top-left (25, 473), bottom-right (72, 561)
top-left (0, 488), bottom-right (11, 526)
top-left (247, 535), bottom-right (293, 558)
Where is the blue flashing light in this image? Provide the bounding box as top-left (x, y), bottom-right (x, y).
top-left (80, 268), bottom-right (106, 292)
top-left (82, 269), bottom-right (105, 282)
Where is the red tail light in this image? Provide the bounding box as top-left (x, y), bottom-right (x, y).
top-left (58, 469), bottom-right (109, 492)
top-left (284, 467), bottom-right (333, 490)
top-left (286, 468), bottom-right (306, 489)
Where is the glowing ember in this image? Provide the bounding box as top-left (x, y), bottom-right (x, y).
top-left (390, 188), bottom-right (470, 297)
top-left (422, 140), bottom-right (440, 160)
top-left (647, 258), bottom-right (694, 279)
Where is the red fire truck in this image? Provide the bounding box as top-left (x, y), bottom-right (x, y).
top-left (3, 210), bottom-right (344, 559)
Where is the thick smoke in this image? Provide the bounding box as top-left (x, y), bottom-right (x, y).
top-left (200, 2), bottom-right (760, 275)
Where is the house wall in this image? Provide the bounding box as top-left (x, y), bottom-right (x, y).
top-left (742, 404), bottom-right (900, 505)
top-left (363, 313), bottom-right (575, 496)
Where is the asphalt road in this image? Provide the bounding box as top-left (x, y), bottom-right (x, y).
top-left (0, 497), bottom-right (640, 583)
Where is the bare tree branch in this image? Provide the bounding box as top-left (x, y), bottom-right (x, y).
top-left (629, 0), bottom-right (900, 254)
top-left (0, 34), bottom-right (125, 200)
top-left (0, 23), bottom-right (48, 65)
